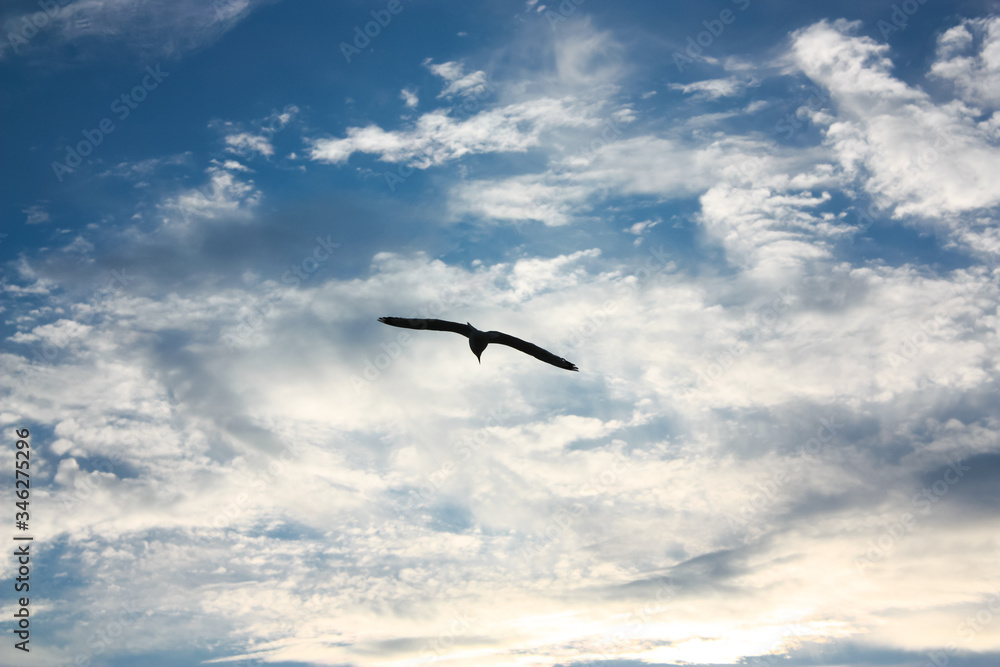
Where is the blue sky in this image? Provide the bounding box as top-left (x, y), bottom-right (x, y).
top-left (3, 0), bottom-right (1000, 665)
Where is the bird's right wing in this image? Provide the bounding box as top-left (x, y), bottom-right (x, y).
top-left (488, 331), bottom-right (579, 371)
top-left (378, 317), bottom-right (470, 337)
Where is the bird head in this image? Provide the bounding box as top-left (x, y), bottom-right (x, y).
top-left (468, 336), bottom-right (487, 364)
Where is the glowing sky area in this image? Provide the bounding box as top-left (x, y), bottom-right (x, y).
top-left (2, 1), bottom-right (1000, 666)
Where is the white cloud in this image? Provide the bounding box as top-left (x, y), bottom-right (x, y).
top-left (929, 17), bottom-right (1000, 109)
top-left (698, 184), bottom-right (847, 279)
top-left (5, 242), bottom-right (1000, 665)
top-left (310, 19), bottom-right (627, 172)
top-left (62, 235), bottom-right (96, 255)
top-left (449, 175), bottom-right (589, 226)
top-left (788, 19), bottom-right (1000, 222)
top-left (424, 59), bottom-right (491, 98)
top-left (9, 318), bottom-right (93, 346)
top-left (224, 131), bottom-right (274, 158)
top-left (625, 219), bottom-right (659, 236)
top-left (310, 97), bottom-right (602, 167)
top-left (23, 204), bottom-right (50, 224)
top-left (669, 76), bottom-right (758, 100)
top-left (449, 134), bottom-right (827, 230)
top-left (162, 164), bottom-right (261, 225)
top-left (100, 153), bottom-right (192, 180)
top-left (211, 106), bottom-right (297, 164)
top-left (220, 159), bottom-right (251, 172)
top-left (400, 87), bottom-right (419, 108)
top-left (0, 0), bottom-right (264, 61)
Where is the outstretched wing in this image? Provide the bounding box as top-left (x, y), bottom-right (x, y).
top-left (488, 331), bottom-right (579, 371)
top-left (378, 317), bottom-right (470, 337)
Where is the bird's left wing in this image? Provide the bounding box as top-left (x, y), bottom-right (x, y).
top-left (488, 331), bottom-right (579, 371)
top-left (378, 317), bottom-right (470, 337)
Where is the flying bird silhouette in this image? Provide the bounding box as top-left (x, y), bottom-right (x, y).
top-left (378, 317), bottom-right (579, 371)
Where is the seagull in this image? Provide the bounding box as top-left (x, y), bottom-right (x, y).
top-left (378, 317), bottom-right (579, 371)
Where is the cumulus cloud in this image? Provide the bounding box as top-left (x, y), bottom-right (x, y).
top-left (788, 19), bottom-right (1000, 222)
top-left (161, 163), bottom-right (261, 226)
top-left (930, 17), bottom-right (1000, 109)
top-left (5, 236), bottom-right (1000, 664)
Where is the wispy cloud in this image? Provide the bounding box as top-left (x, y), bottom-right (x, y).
top-left (0, 0), bottom-right (267, 62)
top-left (23, 203), bottom-right (50, 224)
top-left (669, 75), bottom-right (758, 99)
top-left (310, 97), bottom-right (601, 167)
top-left (224, 131), bottom-right (275, 158)
top-left (425, 59), bottom-right (492, 98)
